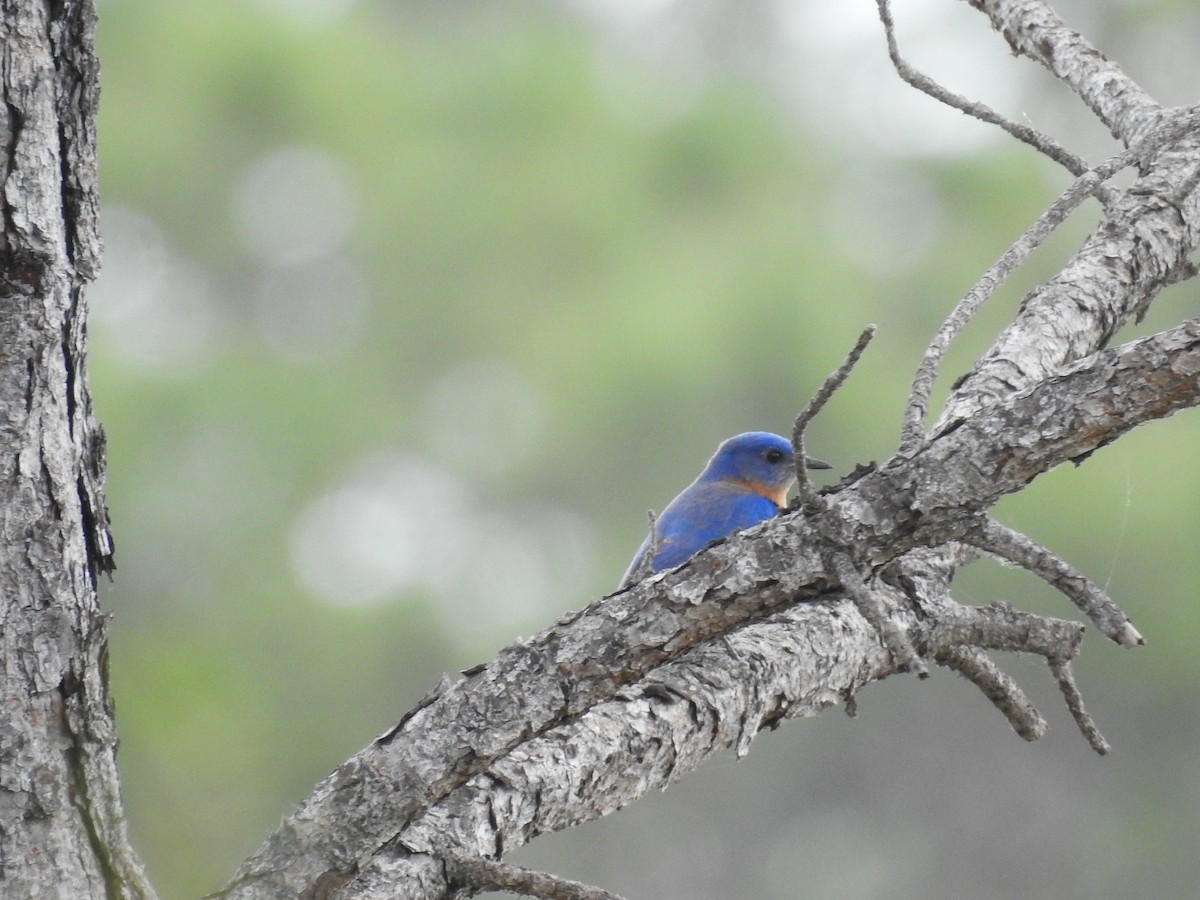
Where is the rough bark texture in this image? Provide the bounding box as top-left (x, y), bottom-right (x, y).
top-left (0, 1), bottom-right (153, 897)
top-left (944, 0), bottom-right (1200, 426)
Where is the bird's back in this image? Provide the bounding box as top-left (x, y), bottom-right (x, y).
top-left (621, 478), bottom-right (778, 585)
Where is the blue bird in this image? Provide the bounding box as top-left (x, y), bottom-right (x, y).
top-left (620, 432), bottom-right (831, 587)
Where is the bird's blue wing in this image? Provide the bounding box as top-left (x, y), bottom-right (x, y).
top-left (622, 482), bottom-right (777, 585)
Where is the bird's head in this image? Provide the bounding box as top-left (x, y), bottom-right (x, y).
top-left (703, 431), bottom-right (831, 507)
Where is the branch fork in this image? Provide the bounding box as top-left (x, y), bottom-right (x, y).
top-left (788, 329), bottom-right (1128, 749)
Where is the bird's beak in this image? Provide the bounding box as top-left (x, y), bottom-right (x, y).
top-left (804, 456), bottom-right (832, 470)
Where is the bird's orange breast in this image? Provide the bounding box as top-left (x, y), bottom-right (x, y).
top-left (733, 478), bottom-right (790, 508)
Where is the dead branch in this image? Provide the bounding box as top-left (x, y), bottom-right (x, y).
top-left (921, 599), bottom-right (1084, 660)
top-left (791, 324), bottom-right (875, 504)
top-left (443, 854), bottom-right (629, 900)
top-left (935, 647), bottom-right (1047, 742)
top-left (875, 0), bottom-right (1093, 178)
top-left (965, 0), bottom-right (1162, 145)
top-left (886, 557), bottom-right (1080, 744)
top-left (1049, 657), bottom-right (1111, 755)
top-left (963, 518), bottom-right (1143, 648)
top-left (830, 553), bottom-right (926, 676)
top-left (898, 147), bottom-right (1143, 451)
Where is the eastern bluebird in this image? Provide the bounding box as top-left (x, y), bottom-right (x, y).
top-left (620, 431), bottom-right (831, 587)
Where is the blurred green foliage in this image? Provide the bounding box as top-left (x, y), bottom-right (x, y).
top-left (92, 1), bottom-right (1200, 897)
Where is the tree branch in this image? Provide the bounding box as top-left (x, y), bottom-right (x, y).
top-left (356, 592), bottom-right (1101, 898)
top-left (875, 0), bottom-right (1092, 178)
top-left (965, 0), bottom-right (1163, 145)
top-left (218, 314), bottom-right (1200, 898)
top-left (962, 519), bottom-right (1142, 647)
top-left (443, 854), bottom-right (629, 900)
top-left (899, 145), bottom-right (1141, 451)
top-left (792, 324), bottom-right (874, 505)
top-left (935, 647), bottom-right (1047, 742)
top-left (1049, 657), bottom-right (1111, 755)
top-left (928, 5), bottom-right (1200, 433)
top-left (936, 130), bottom-right (1200, 428)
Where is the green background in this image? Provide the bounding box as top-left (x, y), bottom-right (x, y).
top-left (91, 0), bottom-right (1200, 896)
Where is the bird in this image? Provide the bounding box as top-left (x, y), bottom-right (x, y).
top-left (620, 431), bottom-right (831, 587)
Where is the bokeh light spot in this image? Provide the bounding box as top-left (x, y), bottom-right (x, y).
top-left (231, 145), bottom-right (359, 267)
top-left (91, 206), bottom-right (222, 371)
top-left (421, 359), bottom-right (546, 479)
top-left (254, 256), bottom-right (370, 360)
top-left (290, 452), bottom-right (596, 646)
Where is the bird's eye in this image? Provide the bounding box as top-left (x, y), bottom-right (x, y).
top-left (763, 448), bottom-right (785, 464)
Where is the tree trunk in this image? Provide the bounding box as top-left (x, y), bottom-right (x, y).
top-left (0, 1), bottom-right (153, 897)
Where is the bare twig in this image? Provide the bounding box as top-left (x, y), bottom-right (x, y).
top-left (923, 599), bottom-right (1084, 660)
top-left (443, 853), bottom-right (629, 900)
top-left (831, 553), bottom-right (927, 677)
top-left (1048, 657), bottom-right (1111, 755)
top-left (791, 325), bottom-right (874, 504)
top-left (897, 152), bottom-right (1141, 451)
top-left (875, 0), bottom-right (1092, 179)
top-left (964, 519), bottom-right (1143, 648)
top-left (936, 646), bottom-right (1047, 742)
top-left (893, 551), bottom-right (1101, 749)
top-left (899, 105), bottom-right (1200, 449)
top-left (1167, 151), bottom-right (1200, 209)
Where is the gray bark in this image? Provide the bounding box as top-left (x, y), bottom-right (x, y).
top-left (0, 1), bottom-right (154, 897)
